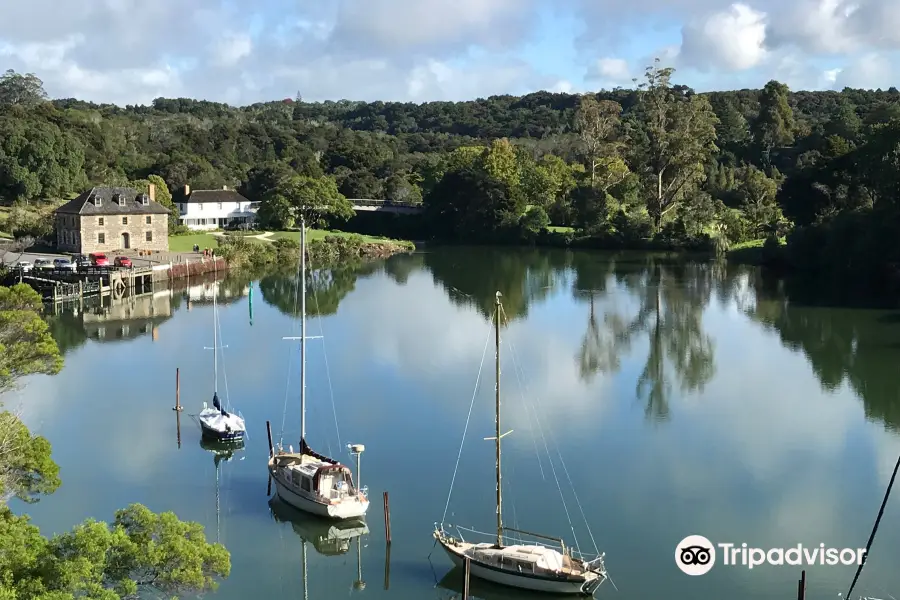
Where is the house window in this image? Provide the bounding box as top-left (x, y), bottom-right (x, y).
top-left (145, 231), bottom-right (153, 242)
top-left (145, 215), bottom-right (151, 224)
top-left (122, 216), bottom-right (128, 225)
top-left (98, 233), bottom-right (105, 244)
top-left (98, 217), bottom-right (104, 226)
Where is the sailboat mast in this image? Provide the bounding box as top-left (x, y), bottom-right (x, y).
top-left (300, 214), bottom-right (307, 444)
top-left (494, 291), bottom-right (503, 548)
top-left (213, 263), bottom-right (218, 393)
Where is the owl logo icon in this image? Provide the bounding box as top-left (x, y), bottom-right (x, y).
top-left (676, 535), bottom-right (716, 575)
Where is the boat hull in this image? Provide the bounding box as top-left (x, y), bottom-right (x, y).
top-left (270, 471), bottom-right (369, 520)
top-left (438, 539), bottom-right (594, 595)
top-left (200, 422), bottom-right (244, 442)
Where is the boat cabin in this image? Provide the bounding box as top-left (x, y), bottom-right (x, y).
top-left (275, 454), bottom-right (358, 501)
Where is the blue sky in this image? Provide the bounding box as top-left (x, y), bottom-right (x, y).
top-left (0, 0), bottom-right (898, 104)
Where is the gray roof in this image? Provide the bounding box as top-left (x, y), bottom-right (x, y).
top-left (56, 187), bottom-right (172, 215)
top-left (185, 189), bottom-right (251, 204)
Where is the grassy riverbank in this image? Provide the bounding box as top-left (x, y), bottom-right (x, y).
top-left (212, 231), bottom-right (414, 269)
top-left (726, 237), bottom-right (787, 265)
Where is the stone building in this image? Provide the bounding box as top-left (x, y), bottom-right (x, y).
top-left (55, 185), bottom-right (171, 254)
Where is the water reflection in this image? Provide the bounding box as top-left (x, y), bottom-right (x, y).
top-left (424, 247), bottom-right (571, 322)
top-left (200, 438), bottom-right (245, 545)
top-left (740, 268), bottom-right (900, 432)
top-left (26, 247), bottom-right (900, 600)
top-left (44, 270), bottom-right (252, 354)
top-left (268, 496), bottom-right (368, 596)
top-left (435, 567), bottom-right (571, 600)
top-left (258, 264), bottom-right (380, 317)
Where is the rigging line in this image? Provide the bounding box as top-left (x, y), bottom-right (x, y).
top-left (505, 450), bottom-right (519, 533)
top-left (309, 266), bottom-right (343, 456)
top-left (440, 306), bottom-right (496, 526)
top-left (500, 304), bottom-right (584, 554)
top-left (523, 394), bottom-right (547, 480)
top-left (844, 451), bottom-right (900, 600)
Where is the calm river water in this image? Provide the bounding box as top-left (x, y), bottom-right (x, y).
top-left (10, 246), bottom-right (900, 600)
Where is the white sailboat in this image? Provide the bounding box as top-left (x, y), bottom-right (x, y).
top-left (267, 215), bottom-right (369, 520)
top-left (198, 272), bottom-right (246, 442)
top-left (433, 292), bottom-right (608, 596)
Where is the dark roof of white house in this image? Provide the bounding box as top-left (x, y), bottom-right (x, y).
top-left (185, 189), bottom-right (251, 204)
top-left (56, 187), bottom-right (171, 215)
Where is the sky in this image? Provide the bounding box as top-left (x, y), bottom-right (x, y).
top-left (0, 0), bottom-right (899, 106)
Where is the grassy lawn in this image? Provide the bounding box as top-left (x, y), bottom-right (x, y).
top-left (168, 229), bottom-right (393, 252)
top-left (169, 233), bottom-right (223, 252)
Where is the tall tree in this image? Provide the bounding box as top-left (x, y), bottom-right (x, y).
top-left (573, 96), bottom-right (623, 185)
top-left (735, 163), bottom-right (781, 236)
top-left (751, 80), bottom-right (795, 161)
top-left (629, 61), bottom-right (719, 233)
top-left (266, 175), bottom-right (354, 227)
top-left (0, 70), bottom-right (47, 106)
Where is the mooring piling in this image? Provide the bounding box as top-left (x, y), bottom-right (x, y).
top-left (173, 367), bottom-right (182, 411)
top-left (797, 570), bottom-right (806, 600)
top-left (383, 542), bottom-right (391, 590)
top-left (383, 491), bottom-right (392, 544)
top-left (266, 420), bottom-right (274, 457)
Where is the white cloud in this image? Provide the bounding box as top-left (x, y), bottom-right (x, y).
top-left (680, 3), bottom-right (768, 71)
top-left (1, 0), bottom-right (899, 103)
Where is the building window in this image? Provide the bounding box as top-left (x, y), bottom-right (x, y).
top-left (98, 217), bottom-right (104, 226)
top-left (122, 216), bottom-right (128, 225)
top-left (145, 231), bottom-right (153, 242)
top-left (98, 233), bottom-right (105, 244)
top-left (145, 215), bottom-right (151, 224)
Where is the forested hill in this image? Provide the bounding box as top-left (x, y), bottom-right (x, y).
top-left (55, 87), bottom-right (900, 139)
top-left (2, 66), bottom-right (900, 299)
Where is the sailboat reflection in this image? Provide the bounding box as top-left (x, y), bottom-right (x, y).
top-left (269, 495), bottom-right (368, 593)
top-left (436, 567), bottom-right (571, 600)
top-left (200, 437), bottom-right (244, 543)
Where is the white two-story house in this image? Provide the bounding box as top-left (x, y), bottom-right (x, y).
top-left (176, 185), bottom-right (259, 230)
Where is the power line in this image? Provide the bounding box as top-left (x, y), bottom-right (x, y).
top-left (844, 452), bottom-right (900, 599)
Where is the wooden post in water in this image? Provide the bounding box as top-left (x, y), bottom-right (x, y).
top-left (266, 420), bottom-right (274, 458)
top-left (797, 570), bottom-right (806, 600)
top-left (383, 491), bottom-right (392, 544)
top-left (383, 542), bottom-right (391, 590)
top-left (173, 368), bottom-right (182, 411)
top-left (175, 410), bottom-right (181, 449)
top-left (463, 556), bottom-right (471, 600)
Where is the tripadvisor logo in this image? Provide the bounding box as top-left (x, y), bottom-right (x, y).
top-left (675, 535), bottom-right (866, 575)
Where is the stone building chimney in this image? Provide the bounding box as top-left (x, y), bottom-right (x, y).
top-left (184, 184), bottom-right (190, 196)
top-left (223, 185), bottom-right (228, 190)
top-left (148, 183), bottom-right (156, 202)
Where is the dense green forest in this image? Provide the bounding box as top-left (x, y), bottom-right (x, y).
top-left (1, 63), bottom-right (899, 296)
